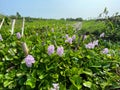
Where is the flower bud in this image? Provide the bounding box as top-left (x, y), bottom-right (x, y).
top-left (22, 42), bottom-right (29, 56)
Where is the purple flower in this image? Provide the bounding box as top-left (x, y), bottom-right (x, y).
top-left (85, 40), bottom-right (99, 49)
top-left (57, 46), bottom-right (64, 57)
top-left (93, 40), bottom-right (98, 46)
top-left (65, 34), bottom-right (69, 38)
top-left (16, 32), bottom-right (21, 39)
top-left (51, 83), bottom-right (59, 90)
top-left (48, 45), bottom-right (55, 55)
top-left (85, 42), bottom-right (95, 49)
top-left (25, 55), bottom-right (35, 67)
top-left (0, 34), bottom-right (3, 41)
top-left (72, 35), bottom-right (76, 41)
top-left (65, 37), bottom-right (73, 44)
top-left (102, 48), bottom-right (109, 54)
top-left (100, 32), bottom-right (105, 37)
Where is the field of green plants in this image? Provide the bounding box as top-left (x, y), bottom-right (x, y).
top-left (0, 15), bottom-right (120, 90)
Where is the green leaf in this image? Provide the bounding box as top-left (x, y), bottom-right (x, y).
top-left (8, 82), bottom-right (16, 89)
top-left (72, 57), bottom-right (79, 61)
top-left (0, 62), bottom-right (3, 66)
top-left (83, 81), bottom-right (92, 88)
top-left (71, 67), bottom-right (79, 75)
top-left (39, 74), bottom-right (47, 79)
top-left (16, 72), bottom-right (25, 77)
top-left (100, 82), bottom-right (110, 90)
top-left (110, 85), bottom-right (120, 89)
top-left (78, 68), bottom-right (83, 75)
top-left (83, 70), bottom-right (93, 76)
top-left (86, 55), bottom-right (91, 59)
top-left (69, 85), bottom-right (78, 90)
top-left (70, 75), bottom-right (82, 90)
top-left (4, 80), bottom-right (14, 87)
top-left (78, 55), bottom-right (83, 59)
top-left (5, 73), bottom-right (13, 80)
top-left (25, 75), bottom-right (36, 88)
top-left (18, 77), bottom-right (26, 86)
top-left (0, 74), bottom-right (3, 80)
top-left (90, 66), bottom-right (102, 68)
top-left (38, 70), bottom-right (48, 80)
top-left (59, 84), bottom-right (66, 90)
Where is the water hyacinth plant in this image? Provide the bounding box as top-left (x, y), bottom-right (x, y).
top-left (85, 42), bottom-right (94, 49)
top-left (16, 32), bottom-right (21, 39)
top-left (85, 40), bottom-right (98, 49)
top-left (65, 34), bottom-right (69, 38)
top-left (72, 35), bottom-right (76, 41)
top-left (102, 48), bottom-right (109, 54)
top-left (65, 37), bottom-right (73, 44)
top-left (65, 34), bottom-right (76, 44)
top-left (0, 12), bottom-right (120, 90)
top-left (93, 40), bottom-right (99, 46)
top-left (48, 45), bottom-right (55, 55)
top-left (24, 55), bottom-right (35, 67)
top-left (57, 46), bottom-right (64, 57)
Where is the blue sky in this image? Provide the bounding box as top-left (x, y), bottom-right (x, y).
top-left (0, 0), bottom-right (120, 19)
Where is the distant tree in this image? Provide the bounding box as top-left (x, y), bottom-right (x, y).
top-left (60, 18), bottom-right (65, 21)
top-left (76, 17), bottom-right (83, 21)
top-left (66, 18), bottom-right (74, 21)
top-left (66, 17), bottom-right (83, 21)
top-left (25, 16), bottom-right (34, 22)
top-left (9, 15), bottom-right (16, 19)
top-left (16, 12), bottom-right (21, 19)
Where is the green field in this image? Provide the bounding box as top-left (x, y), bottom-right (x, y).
top-left (0, 15), bottom-right (120, 90)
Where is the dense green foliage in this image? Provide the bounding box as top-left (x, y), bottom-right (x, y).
top-left (0, 15), bottom-right (120, 90)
